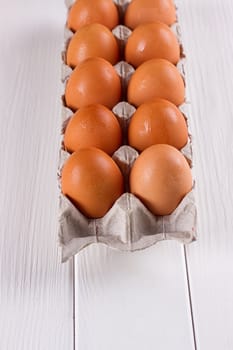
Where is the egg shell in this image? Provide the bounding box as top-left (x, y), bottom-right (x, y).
top-left (61, 148), bottom-right (124, 218)
top-left (67, 0), bottom-right (119, 31)
top-left (127, 58), bottom-right (185, 107)
top-left (125, 22), bottom-right (180, 67)
top-left (65, 57), bottom-right (122, 110)
top-left (124, 0), bottom-right (177, 29)
top-left (130, 144), bottom-right (193, 216)
top-left (128, 99), bottom-right (189, 151)
top-left (63, 104), bottom-right (122, 155)
top-left (66, 23), bottom-right (120, 68)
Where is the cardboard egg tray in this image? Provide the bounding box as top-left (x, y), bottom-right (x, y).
top-left (58, 0), bottom-right (197, 262)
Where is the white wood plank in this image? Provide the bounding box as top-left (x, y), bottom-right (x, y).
top-left (72, 1), bottom-right (198, 348)
top-left (0, 1), bottom-right (73, 349)
top-left (75, 242), bottom-right (195, 350)
top-left (177, 0), bottom-right (233, 348)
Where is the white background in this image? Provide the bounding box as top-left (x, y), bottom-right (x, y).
top-left (1, 0), bottom-right (233, 349)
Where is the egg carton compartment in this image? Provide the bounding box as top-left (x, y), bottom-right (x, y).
top-left (58, 145), bottom-right (196, 262)
top-left (59, 0), bottom-right (197, 261)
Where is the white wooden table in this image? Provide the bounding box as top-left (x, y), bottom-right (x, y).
top-left (1, 0), bottom-right (233, 349)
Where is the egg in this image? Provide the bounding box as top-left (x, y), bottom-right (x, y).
top-left (130, 144), bottom-right (192, 216)
top-left (67, 0), bottom-right (119, 32)
top-left (64, 104), bottom-right (122, 155)
top-left (128, 99), bottom-right (188, 151)
top-left (65, 57), bottom-right (122, 110)
top-left (61, 148), bottom-right (124, 218)
top-left (127, 58), bottom-right (185, 107)
top-left (124, 0), bottom-right (176, 29)
top-left (125, 22), bottom-right (180, 67)
top-left (66, 23), bottom-right (120, 68)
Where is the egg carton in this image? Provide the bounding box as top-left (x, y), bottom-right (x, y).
top-left (59, 0), bottom-right (197, 262)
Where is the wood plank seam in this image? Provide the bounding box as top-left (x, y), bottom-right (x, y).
top-left (183, 245), bottom-right (197, 350)
top-left (73, 257), bottom-right (76, 350)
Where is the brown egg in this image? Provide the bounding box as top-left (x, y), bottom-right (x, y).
top-left (130, 144), bottom-right (192, 215)
top-left (64, 104), bottom-right (122, 155)
top-left (127, 58), bottom-right (185, 107)
top-left (125, 22), bottom-right (180, 67)
top-left (128, 99), bottom-right (188, 151)
top-left (124, 0), bottom-right (176, 29)
top-left (67, 0), bottom-right (119, 32)
top-left (65, 57), bottom-right (122, 110)
top-left (66, 23), bottom-right (120, 68)
top-left (61, 148), bottom-right (124, 218)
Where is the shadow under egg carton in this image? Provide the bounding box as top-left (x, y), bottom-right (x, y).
top-left (59, 0), bottom-right (197, 261)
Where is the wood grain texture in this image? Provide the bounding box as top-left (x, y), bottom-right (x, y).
top-left (0, 1), bottom-right (73, 349)
top-left (177, 0), bottom-right (233, 348)
top-left (2, 0), bottom-right (233, 349)
top-left (75, 243), bottom-right (195, 350)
